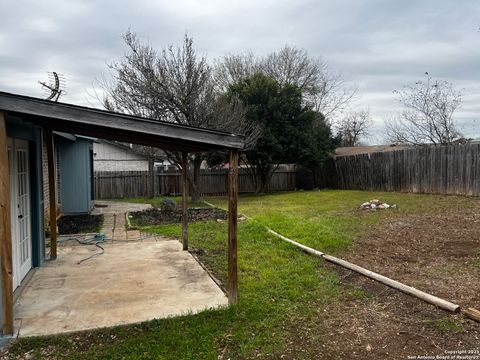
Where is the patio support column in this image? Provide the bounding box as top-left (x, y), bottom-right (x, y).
top-left (0, 112), bottom-right (14, 335)
top-left (46, 129), bottom-right (57, 260)
top-left (181, 152), bottom-right (188, 250)
top-left (228, 149), bottom-right (239, 305)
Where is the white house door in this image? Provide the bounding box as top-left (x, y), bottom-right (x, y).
top-left (8, 138), bottom-right (33, 290)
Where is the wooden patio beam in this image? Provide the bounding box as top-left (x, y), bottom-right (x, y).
top-left (228, 150), bottom-right (239, 305)
top-left (46, 129), bottom-right (57, 260)
top-left (181, 152), bottom-right (188, 251)
top-left (0, 111), bottom-right (14, 335)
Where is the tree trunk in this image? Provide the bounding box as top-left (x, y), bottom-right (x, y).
top-left (148, 157), bottom-right (155, 198)
top-left (311, 169), bottom-right (317, 188)
top-left (190, 154), bottom-right (203, 203)
top-left (255, 167), bottom-right (273, 194)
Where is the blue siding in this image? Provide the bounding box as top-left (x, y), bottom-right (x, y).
top-left (58, 137), bottom-right (94, 214)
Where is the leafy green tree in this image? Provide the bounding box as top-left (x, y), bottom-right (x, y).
top-left (298, 113), bottom-right (340, 187)
top-left (228, 73), bottom-right (336, 192)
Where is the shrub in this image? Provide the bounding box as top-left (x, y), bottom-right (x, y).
top-left (160, 198), bottom-right (177, 212)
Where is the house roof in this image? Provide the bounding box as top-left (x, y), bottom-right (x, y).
top-left (334, 144), bottom-right (411, 158)
top-left (54, 131), bottom-right (96, 142)
top-left (0, 91), bottom-right (244, 152)
top-left (95, 139), bottom-right (166, 160)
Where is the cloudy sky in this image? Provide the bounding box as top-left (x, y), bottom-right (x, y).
top-left (0, 0), bottom-right (479, 143)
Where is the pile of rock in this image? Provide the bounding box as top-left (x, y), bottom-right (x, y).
top-left (359, 199), bottom-right (397, 210)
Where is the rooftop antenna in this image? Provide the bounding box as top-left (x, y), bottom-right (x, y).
top-left (39, 71), bottom-right (66, 101)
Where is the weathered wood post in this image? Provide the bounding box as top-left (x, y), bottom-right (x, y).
top-left (46, 129), bottom-right (58, 260)
top-left (182, 152), bottom-right (188, 250)
top-left (0, 112), bottom-right (14, 335)
top-left (228, 150), bottom-right (239, 305)
top-left (148, 157), bottom-right (155, 198)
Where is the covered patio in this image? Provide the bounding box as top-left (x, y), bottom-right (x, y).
top-left (15, 237), bottom-right (228, 337)
top-left (0, 91), bottom-right (243, 337)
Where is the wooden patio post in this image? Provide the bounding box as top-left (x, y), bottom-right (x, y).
top-left (0, 112), bottom-right (14, 335)
top-left (148, 157), bottom-right (155, 199)
top-left (228, 150), bottom-right (239, 305)
top-left (181, 152), bottom-right (188, 250)
top-left (46, 129), bottom-right (58, 260)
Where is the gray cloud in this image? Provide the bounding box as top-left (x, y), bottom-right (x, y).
top-left (1, 0), bottom-right (479, 142)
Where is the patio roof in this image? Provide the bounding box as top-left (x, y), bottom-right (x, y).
top-left (0, 91), bottom-right (244, 152)
top-left (0, 92), bottom-right (240, 336)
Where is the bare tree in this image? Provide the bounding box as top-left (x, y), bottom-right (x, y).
top-left (263, 45), bottom-right (357, 119)
top-left (214, 45), bottom-right (357, 122)
top-left (338, 109), bottom-right (371, 146)
top-left (309, 68), bottom-right (358, 121)
top-left (99, 30), bottom-right (260, 202)
top-left (213, 52), bottom-right (260, 93)
top-left (386, 73), bottom-right (463, 145)
top-left (262, 45), bottom-right (323, 96)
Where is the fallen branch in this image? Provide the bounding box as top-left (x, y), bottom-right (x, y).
top-left (462, 308), bottom-right (480, 322)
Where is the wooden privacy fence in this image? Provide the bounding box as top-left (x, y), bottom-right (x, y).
top-left (333, 143), bottom-right (480, 196)
top-left (95, 144), bottom-right (480, 199)
top-left (94, 169), bottom-right (297, 199)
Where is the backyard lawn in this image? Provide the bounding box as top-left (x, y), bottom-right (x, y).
top-left (4, 190), bottom-right (480, 359)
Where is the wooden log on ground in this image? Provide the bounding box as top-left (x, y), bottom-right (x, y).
top-left (267, 229), bottom-right (325, 257)
top-left (321, 254), bottom-right (459, 312)
top-left (204, 199), bottom-right (462, 314)
top-left (265, 222), bottom-right (459, 313)
top-left (462, 307), bottom-right (480, 322)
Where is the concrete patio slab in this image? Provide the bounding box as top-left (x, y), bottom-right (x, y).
top-left (14, 238), bottom-right (227, 337)
top-left (91, 200), bottom-right (152, 215)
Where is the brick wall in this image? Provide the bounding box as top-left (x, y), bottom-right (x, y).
top-left (42, 138), bottom-right (49, 216)
top-left (42, 136), bottom-right (61, 217)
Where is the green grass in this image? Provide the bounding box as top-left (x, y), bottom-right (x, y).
top-left (8, 190), bottom-right (476, 359)
top-left (424, 318), bottom-right (465, 333)
top-left (9, 220), bottom-right (343, 359)
top-left (204, 190), bottom-right (470, 253)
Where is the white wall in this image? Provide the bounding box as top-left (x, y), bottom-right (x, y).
top-left (93, 142), bottom-right (149, 172)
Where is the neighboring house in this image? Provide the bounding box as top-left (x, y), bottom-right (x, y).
top-left (334, 144), bottom-right (411, 158)
top-left (0, 91), bottom-right (243, 337)
top-left (93, 140), bottom-right (174, 172)
top-left (93, 140), bottom-right (149, 172)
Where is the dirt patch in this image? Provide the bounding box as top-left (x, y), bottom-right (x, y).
top-left (287, 272), bottom-right (480, 360)
top-left (129, 208), bottom-right (227, 227)
top-left (299, 202), bottom-right (480, 359)
top-left (345, 211), bottom-right (480, 308)
top-left (58, 214), bottom-right (104, 235)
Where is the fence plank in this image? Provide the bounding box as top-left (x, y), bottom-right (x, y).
top-left (332, 144), bottom-right (480, 197)
top-left (94, 168), bottom-right (298, 199)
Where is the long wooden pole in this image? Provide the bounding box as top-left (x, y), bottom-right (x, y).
top-left (181, 152), bottom-right (188, 251)
top-left (0, 112), bottom-right (14, 335)
top-left (266, 227), bottom-right (460, 313)
top-left (228, 150), bottom-right (239, 305)
top-left (205, 201), bottom-right (462, 314)
top-left (46, 130), bottom-right (57, 260)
